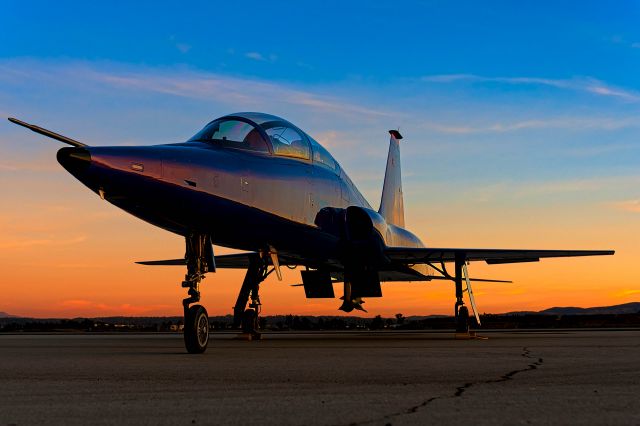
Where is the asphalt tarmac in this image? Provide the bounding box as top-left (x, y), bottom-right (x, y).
top-left (0, 330), bottom-right (638, 425)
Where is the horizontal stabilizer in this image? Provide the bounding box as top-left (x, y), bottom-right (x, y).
top-left (428, 276), bottom-right (512, 283)
top-left (292, 276), bottom-right (510, 287)
top-left (136, 259), bottom-right (185, 266)
top-left (326, 270), bottom-right (512, 283)
top-left (486, 258), bottom-right (539, 265)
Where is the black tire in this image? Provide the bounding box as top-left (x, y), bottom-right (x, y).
top-left (456, 306), bottom-right (470, 333)
top-left (184, 305), bottom-right (209, 354)
top-left (241, 308), bottom-right (259, 335)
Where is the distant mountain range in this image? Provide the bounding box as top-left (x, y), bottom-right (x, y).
top-left (0, 312), bottom-right (18, 318)
top-left (505, 302), bottom-right (640, 316)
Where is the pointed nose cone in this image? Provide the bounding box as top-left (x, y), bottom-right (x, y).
top-left (57, 147), bottom-right (92, 174)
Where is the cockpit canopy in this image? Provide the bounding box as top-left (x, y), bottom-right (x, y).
top-left (189, 112), bottom-right (339, 171)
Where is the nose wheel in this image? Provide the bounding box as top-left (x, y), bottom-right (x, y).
top-left (184, 305), bottom-right (209, 353)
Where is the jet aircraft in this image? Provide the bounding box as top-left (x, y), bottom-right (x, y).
top-left (9, 113), bottom-right (614, 353)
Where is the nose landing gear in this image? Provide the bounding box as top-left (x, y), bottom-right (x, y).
top-left (181, 233), bottom-right (214, 354)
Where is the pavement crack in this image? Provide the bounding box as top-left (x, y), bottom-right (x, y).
top-left (348, 346), bottom-right (543, 426)
top-left (453, 382), bottom-right (473, 397)
top-left (487, 347), bottom-right (544, 385)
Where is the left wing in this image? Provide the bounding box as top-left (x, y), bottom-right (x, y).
top-left (385, 247), bottom-right (614, 265)
top-left (137, 252), bottom-right (299, 268)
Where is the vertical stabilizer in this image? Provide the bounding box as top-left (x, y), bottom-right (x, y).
top-left (379, 130), bottom-right (405, 227)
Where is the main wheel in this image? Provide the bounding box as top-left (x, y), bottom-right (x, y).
top-left (456, 305), bottom-right (470, 333)
top-left (184, 305), bottom-right (209, 354)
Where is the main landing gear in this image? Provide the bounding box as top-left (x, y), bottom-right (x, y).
top-left (232, 253), bottom-right (271, 340)
top-left (454, 253), bottom-right (470, 334)
top-left (181, 233), bottom-right (214, 354)
top-left (453, 252), bottom-right (482, 337)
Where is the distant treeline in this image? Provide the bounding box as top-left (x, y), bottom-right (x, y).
top-left (1, 312), bottom-right (640, 332)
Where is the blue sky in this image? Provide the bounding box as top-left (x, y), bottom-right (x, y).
top-left (3, 1), bottom-right (640, 84)
top-left (1, 1), bottom-right (639, 315)
top-left (2, 0), bottom-right (640, 218)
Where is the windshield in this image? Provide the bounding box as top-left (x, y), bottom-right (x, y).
top-left (189, 119), bottom-right (270, 153)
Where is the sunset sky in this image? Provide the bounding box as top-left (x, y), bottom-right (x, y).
top-left (1, 1), bottom-right (639, 318)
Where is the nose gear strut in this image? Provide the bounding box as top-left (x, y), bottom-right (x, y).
top-left (181, 233), bottom-right (214, 354)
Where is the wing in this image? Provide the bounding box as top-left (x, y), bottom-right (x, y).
top-left (137, 252), bottom-right (300, 268)
top-left (385, 247), bottom-right (614, 265)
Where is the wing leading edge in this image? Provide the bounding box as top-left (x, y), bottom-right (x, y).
top-left (137, 253), bottom-right (298, 269)
top-left (139, 248), bottom-right (615, 268)
top-left (385, 247), bottom-right (615, 265)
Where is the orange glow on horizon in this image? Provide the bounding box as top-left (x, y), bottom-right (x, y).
top-left (0, 169), bottom-right (635, 319)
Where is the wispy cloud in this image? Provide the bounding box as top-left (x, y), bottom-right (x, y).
top-left (606, 35), bottom-right (640, 51)
top-left (19, 262), bottom-right (106, 269)
top-left (421, 74), bottom-right (640, 102)
top-left (245, 52), bottom-right (277, 62)
top-left (59, 299), bottom-right (172, 315)
top-left (296, 61), bottom-right (314, 70)
top-left (0, 235), bottom-right (87, 250)
top-left (0, 161), bottom-right (62, 173)
top-left (460, 176), bottom-right (640, 203)
top-left (415, 116), bottom-right (640, 135)
top-left (521, 176), bottom-right (640, 198)
top-left (2, 59), bottom-right (640, 138)
top-left (612, 289), bottom-right (640, 297)
top-left (611, 199), bottom-right (640, 213)
top-left (421, 74), bottom-right (572, 89)
top-left (47, 62), bottom-right (390, 118)
top-left (245, 51), bottom-right (265, 61)
top-left (175, 43), bottom-right (191, 54)
top-left (169, 35), bottom-right (191, 54)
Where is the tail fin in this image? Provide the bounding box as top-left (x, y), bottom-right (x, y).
top-left (378, 130), bottom-right (405, 227)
